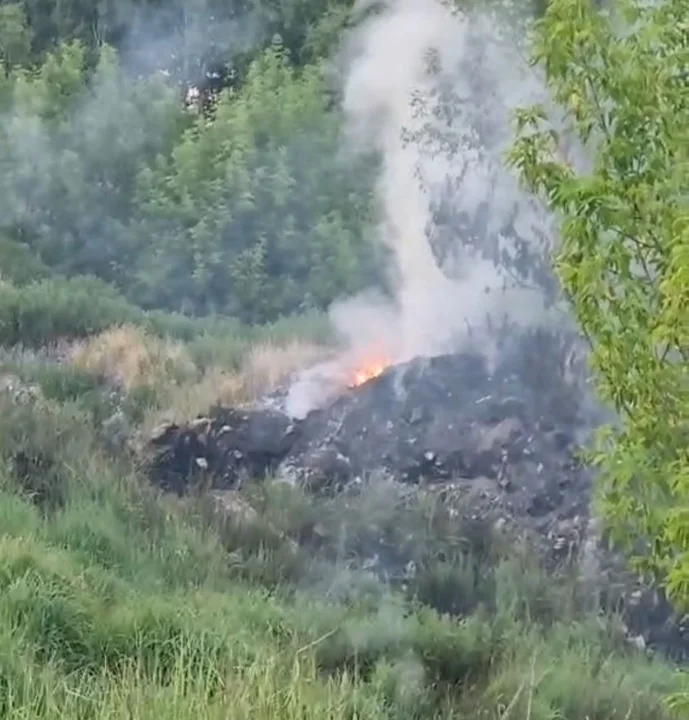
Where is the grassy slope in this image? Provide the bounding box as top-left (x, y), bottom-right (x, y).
top-left (0, 257), bottom-right (684, 716)
top-left (0, 339), bottom-right (685, 720)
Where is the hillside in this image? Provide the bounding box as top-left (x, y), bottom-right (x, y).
top-left (0, 327), bottom-right (683, 718)
top-left (0, 0), bottom-right (688, 716)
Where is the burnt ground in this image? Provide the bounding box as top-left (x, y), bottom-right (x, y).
top-left (144, 329), bottom-right (689, 661)
top-left (149, 330), bottom-right (596, 495)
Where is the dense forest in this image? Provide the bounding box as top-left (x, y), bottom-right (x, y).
top-left (0, 0), bottom-right (384, 323)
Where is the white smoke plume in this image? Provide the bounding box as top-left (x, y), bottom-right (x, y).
top-left (285, 0), bottom-right (568, 417)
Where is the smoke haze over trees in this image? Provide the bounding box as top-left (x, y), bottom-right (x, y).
top-left (0, 0), bottom-right (560, 329)
top-left (0, 0), bottom-right (383, 323)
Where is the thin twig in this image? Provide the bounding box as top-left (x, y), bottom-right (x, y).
top-left (295, 628), bottom-right (339, 657)
top-left (498, 678), bottom-right (526, 720)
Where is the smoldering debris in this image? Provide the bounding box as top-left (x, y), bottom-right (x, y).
top-left (145, 327), bottom-right (595, 584)
top-left (146, 329), bottom-right (594, 499)
top-left (148, 406), bottom-right (300, 495)
top-left (143, 326), bottom-right (689, 661)
top-left (145, 326), bottom-right (600, 559)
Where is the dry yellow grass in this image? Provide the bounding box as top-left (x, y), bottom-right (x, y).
top-left (240, 339), bottom-right (329, 398)
top-left (143, 368), bottom-right (246, 429)
top-left (66, 325), bottom-right (331, 435)
top-left (141, 339), bottom-right (330, 433)
top-left (69, 324), bottom-right (197, 392)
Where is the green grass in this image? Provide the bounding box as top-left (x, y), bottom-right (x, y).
top-left (0, 503), bottom-right (682, 720)
top-left (0, 273), bottom-right (333, 356)
top-left (0, 390), bottom-right (683, 719)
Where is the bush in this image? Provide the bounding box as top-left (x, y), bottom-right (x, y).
top-left (0, 276), bottom-right (143, 347)
top-left (17, 363), bottom-right (114, 423)
top-left (127, 43), bottom-right (378, 323)
top-left (69, 324), bottom-right (198, 392)
top-left (0, 236), bottom-right (51, 285)
top-left (0, 394), bottom-right (95, 511)
top-left (0, 275), bottom-right (335, 370)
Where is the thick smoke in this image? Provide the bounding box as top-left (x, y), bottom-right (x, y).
top-left (285, 0), bottom-right (567, 417)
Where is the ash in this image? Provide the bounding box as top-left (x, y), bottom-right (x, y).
top-left (149, 328), bottom-right (598, 496)
top-left (280, 340), bottom-right (593, 498)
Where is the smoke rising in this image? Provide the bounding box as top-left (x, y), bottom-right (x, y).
top-left (285, 0), bottom-right (566, 417)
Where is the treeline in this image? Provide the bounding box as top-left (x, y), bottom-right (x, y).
top-left (0, 0), bottom-right (382, 324)
top-left (0, 0), bottom-right (352, 77)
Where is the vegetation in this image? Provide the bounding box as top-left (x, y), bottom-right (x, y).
top-left (0, 378), bottom-right (683, 719)
top-left (0, 3), bottom-right (379, 324)
top-left (129, 41), bottom-right (379, 321)
top-left (0, 0), bottom-right (687, 714)
top-left (508, 0), bottom-right (689, 618)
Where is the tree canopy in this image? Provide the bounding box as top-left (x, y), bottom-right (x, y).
top-left (0, 4), bottom-right (379, 323)
top-left (128, 41), bottom-right (379, 321)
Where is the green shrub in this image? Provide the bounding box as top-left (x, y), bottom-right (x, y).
top-left (0, 276), bottom-right (334, 374)
top-left (0, 276), bottom-right (143, 347)
top-left (0, 236), bottom-right (51, 285)
top-left (0, 395), bottom-right (93, 511)
top-left (508, 0), bottom-right (689, 612)
top-left (19, 363), bottom-right (115, 423)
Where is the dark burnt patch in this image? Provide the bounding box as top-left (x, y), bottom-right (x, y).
top-left (142, 330), bottom-right (689, 662)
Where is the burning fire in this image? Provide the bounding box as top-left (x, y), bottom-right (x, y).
top-left (349, 358), bottom-right (390, 388)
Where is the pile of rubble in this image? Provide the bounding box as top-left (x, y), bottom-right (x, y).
top-left (143, 330), bottom-right (689, 661)
top-left (148, 330), bottom-right (600, 539)
top-left (147, 349), bottom-right (592, 555)
top-left (148, 406), bottom-right (300, 495)
top-left (150, 333), bottom-right (592, 480)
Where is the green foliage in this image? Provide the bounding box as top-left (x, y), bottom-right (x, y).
top-left (129, 41), bottom-right (377, 322)
top-left (0, 272), bottom-right (333, 390)
top-left (301, 2), bottom-right (353, 62)
top-left (0, 3), bottom-right (32, 72)
top-left (1, 0), bottom-right (354, 75)
top-left (15, 361), bottom-right (117, 423)
top-left (0, 391), bottom-right (101, 511)
top-left (0, 235), bottom-right (51, 284)
top-left (0, 32), bottom-right (377, 325)
top-left (255, 0), bottom-right (354, 64)
top-left (507, 0), bottom-right (689, 607)
top-left (0, 41), bottom-right (187, 286)
top-left (0, 276), bottom-right (142, 346)
top-left (0, 0), bottom-right (686, 714)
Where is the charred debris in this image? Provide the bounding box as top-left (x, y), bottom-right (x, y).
top-left (145, 327), bottom-right (689, 661)
top-left (148, 327), bottom-right (596, 503)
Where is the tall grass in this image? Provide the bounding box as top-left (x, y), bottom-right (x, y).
top-left (0, 389), bottom-right (684, 719)
top-left (1, 311), bottom-right (333, 432)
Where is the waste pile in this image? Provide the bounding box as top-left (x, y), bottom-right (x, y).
top-left (144, 329), bottom-right (689, 661)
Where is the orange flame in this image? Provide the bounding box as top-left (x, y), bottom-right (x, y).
top-left (349, 358), bottom-right (390, 388)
